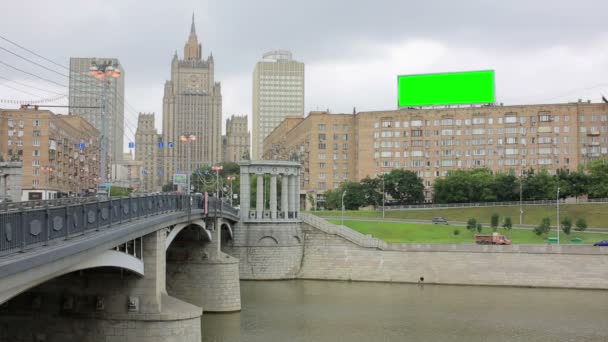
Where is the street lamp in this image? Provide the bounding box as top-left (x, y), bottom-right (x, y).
top-left (226, 175), bottom-right (236, 206)
top-left (179, 133), bottom-right (196, 194)
top-left (381, 175), bottom-right (386, 220)
top-left (519, 171), bottom-right (524, 225)
top-left (89, 60), bottom-right (121, 197)
top-left (557, 186), bottom-right (560, 245)
top-left (341, 190), bottom-right (347, 227)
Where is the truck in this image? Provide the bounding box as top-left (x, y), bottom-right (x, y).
top-left (475, 232), bottom-right (512, 245)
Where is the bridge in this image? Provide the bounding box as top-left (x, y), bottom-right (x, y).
top-left (0, 193), bottom-right (240, 342)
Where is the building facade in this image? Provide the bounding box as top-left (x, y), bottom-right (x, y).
top-left (111, 152), bottom-right (143, 192)
top-left (69, 57), bottom-right (124, 165)
top-left (0, 162), bottom-right (22, 202)
top-left (223, 115), bottom-right (250, 162)
top-left (264, 102), bottom-right (608, 201)
top-left (162, 15), bottom-right (222, 183)
top-left (252, 51), bottom-right (304, 159)
top-left (135, 113), bottom-right (161, 192)
top-left (0, 108), bottom-right (101, 200)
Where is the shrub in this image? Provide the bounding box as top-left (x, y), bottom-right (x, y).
top-left (575, 218), bottom-right (587, 231)
top-left (466, 218), bottom-right (477, 232)
top-left (561, 216), bottom-right (572, 235)
top-left (453, 229), bottom-right (460, 236)
top-left (502, 216), bottom-right (512, 230)
top-left (476, 223), bottom-right (483, 233)
top-left (491, 213), bottom-right (499, 231)
top-left (534, 217), bottom-right (551, 236)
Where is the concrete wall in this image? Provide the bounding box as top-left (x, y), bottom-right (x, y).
top-left (224, 221), bottom-right (303, 279)
top-left (295, 215), bottom-right (608, 289)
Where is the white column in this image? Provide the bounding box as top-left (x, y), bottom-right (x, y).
top-left (281, 174), bottom-right (289, 219)
top-left (288, 174), bottom-right (296, 218)
top-left (256, 174), bottom-right (264, 219)
top-left (295, 172), bottom-right (301, 218)
top-left (239, 170), bottom-right (250, 220)
top-left (270, 174), bottom-right (277, 219)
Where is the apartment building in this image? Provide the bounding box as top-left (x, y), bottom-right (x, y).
top-left (0, 108), bottom-right (101, 200)
top-left (265, 102), bottom-right (608, 201)
top-left (223, 115), bottom-right (250, 162)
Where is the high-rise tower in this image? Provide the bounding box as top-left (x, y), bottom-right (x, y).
top-left (162, 14), bottom-right (222, 183)
top-left (252, 51), bottom-right (304, 159)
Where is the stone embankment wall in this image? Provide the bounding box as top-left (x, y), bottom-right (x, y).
top-left (223, 221), bottom-right (303, 279)
top-left (296, 214), bottom-right (608, 289)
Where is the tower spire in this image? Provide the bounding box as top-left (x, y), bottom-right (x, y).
top-left (191, 12), bottom-right (196, 34)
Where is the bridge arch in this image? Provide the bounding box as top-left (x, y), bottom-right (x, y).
top-left (0, 249), bottom-right (144, 305)
top-left (164, 219), bottom-right (211, 251)
top-left (220, 219), bottom-right (233, 240)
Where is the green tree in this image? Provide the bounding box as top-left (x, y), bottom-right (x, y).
top-left (493, 172), bottom-right (519, 201)
top-left (490, 213), bottom-right (499, 231)
top-left (360, 176), bottom-right (383, 208)
top-left (162, 182), bottom-right (177, 192)
top-left (476, 223), bottom-right (483, 233)
top-left (523, 169), bottom-right (556, 200)
top-left (586, 159), bottom-right (608, 198)
top-left (110, 186), bottom-right (132, 196)
top-left (307, 193), bottom-right (316, 210)
top-left (534, 217), bottom-right (551, 236)
top-left (561, 216), bottom-right (572, 235)
top-left (575, 217), bottom-right (588, 231)
top-left (384, 169), bottom-right (424, 204)
top-left (466, 218), bottom-right (477, 233)
top-left (325, 182), bottom-right (366, 210)
top-left (502, 216), bottom-right (513, 230)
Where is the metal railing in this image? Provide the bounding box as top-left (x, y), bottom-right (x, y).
top-left (0, 194), bottom-right (238, 257)
top-left (381, 198), bottom-right (608, 211)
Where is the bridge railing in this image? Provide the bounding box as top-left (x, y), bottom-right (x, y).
top-left (0, 194), bottom-right (194, 256)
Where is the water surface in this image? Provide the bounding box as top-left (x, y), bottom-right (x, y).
top-left (202, 280), bottom-right (608, 342)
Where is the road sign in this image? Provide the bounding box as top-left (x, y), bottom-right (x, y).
top-left (158, 141), bottom-right (164, 148)
top-left (78, 143), bottom-right (85, 150)
top-left (173, 174), bottom-right (187, 184)
top-left (128, 142), bottom-right (135, 149)
top-left (142, 169), bottom-right (147, 175)
top-left (168, 141), bottom-right (174, 148)
top-left (158, 170), bottom-right (164, 175)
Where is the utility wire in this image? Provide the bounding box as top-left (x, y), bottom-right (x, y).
top-left (0, 34), bottom-right (69, 70)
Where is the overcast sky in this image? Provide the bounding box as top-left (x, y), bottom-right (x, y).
top-left (1, 0), bottom-right (607, 146)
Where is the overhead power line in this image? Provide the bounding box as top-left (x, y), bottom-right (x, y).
top-left (0, 34), bottom-right (69, 70)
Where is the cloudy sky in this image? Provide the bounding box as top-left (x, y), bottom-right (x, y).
top-left (1, 0), bottom-right (607, 145)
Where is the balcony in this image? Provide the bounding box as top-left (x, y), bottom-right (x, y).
top-left (587, 131), bottom-right (600, 136)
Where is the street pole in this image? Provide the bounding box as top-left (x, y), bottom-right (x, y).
top-left (557, 186), bottom-right (560, 245)
top-left (342, 190), bottom-right (347, 227)
top-left (519, 175), bottom-right (523, 225)
top-left (382, 176), bottom-right (385, 220)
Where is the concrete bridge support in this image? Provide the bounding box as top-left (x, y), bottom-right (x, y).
top-left (166, 220), bottom-right (241, 312)
top-left (0, 229), bottom-right (202, 342)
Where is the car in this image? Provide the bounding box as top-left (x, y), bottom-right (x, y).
top-left (432, 217), bottom-right (449, 225)
top-left (593, 240), bottom-right (608, 246)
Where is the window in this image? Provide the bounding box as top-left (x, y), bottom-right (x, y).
top-left (381, 120), bottom-right (392, 128)
top-left (319, 163), bottom-right (325, 169)
top-left (318, 124), bottom-right (326, 131)
top-left (32, 159), bottom-right (40, 166)
top-left (318, 182), bottom-right (326, 190)
top-left (343, 143), bottom-right (348, 149)
top-left (32, 150), bottom-right (40, 157)
top-left (411, 120), bottom-right (423, 127)
top-left (441, 119), bottom-right (453, 125)
top-left (505, 148), bottom-right (518, 155)
top-left (318, 153), bottom-right (326, 160)
top-left (318, 143), bottom-right (326, 149)
top-left (539, 114), bottom-right (551, 122)
top-left (441, 159), bottom-right (453, 167)
top-left (33, 130), bottom-right (41, 137)
top-left (472, 128), bottom-right (485, 135)
top-left (411, 150), bottom-right (424, 157)
top-left (319, 173), bottom-right (325, 179)
top-left (441, 129), bottom-right (454, 136)
top-left (318, 133), bottom-right (326, 140)
top-left (380, 151), bottom-right (393, 157)
top-left (32, 179), bottom-right (40, 187)
top-left (504, 116), bottom-right (517, 124)
top-left (472, 117), bottom-right (485, 124)
top-left (33, 120), bottom-right (40, 127)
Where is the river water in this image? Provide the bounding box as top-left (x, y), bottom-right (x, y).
top-left (202, 280), bottom-right (608, 342)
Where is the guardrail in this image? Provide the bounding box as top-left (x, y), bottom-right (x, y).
top-left (381, 198), bottom-right (608, 211)
top-left (300, 213), bottom-right (387, 249)
top-left (0, 194), bottom-right (239, 257)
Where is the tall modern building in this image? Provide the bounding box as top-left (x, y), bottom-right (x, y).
top-left (223, 115), bottom-right (250, 162)
top-left (252, 51), bottom-right (304, 159)
top-left (135, 113), bottom-right (161, 192)
top-left (69, 57), bottom-right (124, 165)
top-left (162, 15), bottom-right (222, 183)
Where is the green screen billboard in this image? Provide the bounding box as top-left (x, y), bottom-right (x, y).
top-left (397, 70), bottom-right (495, 107)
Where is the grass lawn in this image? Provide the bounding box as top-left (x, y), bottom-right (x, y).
top-left (315, 203), bottom-right (608, 228)
top-left (327, 219), bottom-right (608, 244)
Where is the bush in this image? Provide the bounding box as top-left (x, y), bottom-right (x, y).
top-left (502, 216), bottom-right (512, 230)
top-left (453, 229), bottom-right (460, 236)
top-left (476, 223), bottom-right (483, 233)
top-left (561, 216), bottom-right (572, 235)
top-left (491, 213), bottom-right (499, 231)
top-left (575, 218), bottom-right (587, 231)
top-left (466, 218), bottom-right (477, 232)
top-left (534, 217), bottom-right (551, 236)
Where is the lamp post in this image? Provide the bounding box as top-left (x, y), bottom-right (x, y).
top-left (341, 190), bottom-right (347, 227)
top-left (89, 60), bottom-right (121, 197)
top-left (519, 172), bottom-right (524, 225)
top-left (382, 175), bottom-right (386, 220)
top-left (226, 175), bottom-right (236, 206)
top-left (557, 186), bottom-right (560, 245)
top-left (179, 133), bottom-right (196, 195)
